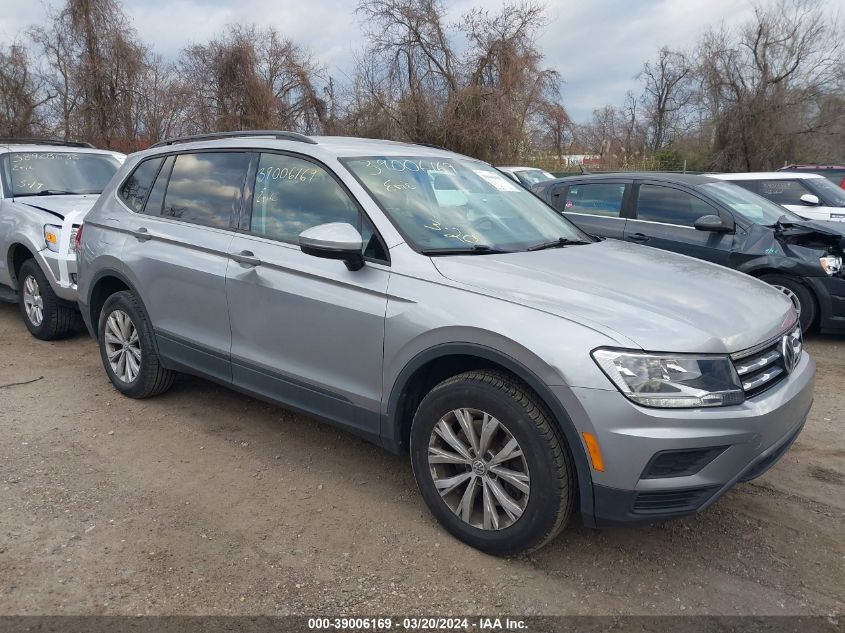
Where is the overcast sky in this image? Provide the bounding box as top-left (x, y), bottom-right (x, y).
top-left (0, 0), bottom-right (836, 122)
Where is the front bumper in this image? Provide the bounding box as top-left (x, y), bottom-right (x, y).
top-left (805, 275), bottom-right (845, 332)
top-left (38, 248), bottom-right (78, 302)
top-left (554, 351), bottom-right (815, 526)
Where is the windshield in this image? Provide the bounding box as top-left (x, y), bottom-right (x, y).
top-left (699, 181), bottom-right (804, 225)
top-left (515, 169), bottom-right (555, 186)
top-left (809, 177), bottom-right (845, 207)
top-left (2, 151), bottom-right (120, 197)
top-left (342, 156), bottom-right (588, 252)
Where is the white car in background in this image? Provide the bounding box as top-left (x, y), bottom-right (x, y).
top-left (496, 166), bottom-right (556, 188)
top-left (710, 172), bottom-right (845, 222)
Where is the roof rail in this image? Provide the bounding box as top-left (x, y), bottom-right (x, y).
top-left (410, 141), bottom-right (450, 152)
top-left (0, 137), bottom-right (95, 149)
top-left (151, 130), bottom-right (317, 148)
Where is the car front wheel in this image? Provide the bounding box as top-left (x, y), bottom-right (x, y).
top-left (410, 370), bottom-right (575, 556)
top-left (17, 259), bottom-right (76, 340)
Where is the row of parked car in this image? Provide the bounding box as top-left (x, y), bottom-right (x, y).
top-left (0, 133), bottom-right (835, 555)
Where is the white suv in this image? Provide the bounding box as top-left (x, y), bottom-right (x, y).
top-left (0, 139), bottom-right (124, 339)
top-left (711, 172), bottom-right (845, 222)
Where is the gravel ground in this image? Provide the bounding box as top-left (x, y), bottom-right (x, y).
top-left (0, 300), bottom-right (842, 616)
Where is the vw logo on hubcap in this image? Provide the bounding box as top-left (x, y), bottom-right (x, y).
top-left (471, 459), bottom-right (487, 476)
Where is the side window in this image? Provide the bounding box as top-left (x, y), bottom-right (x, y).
top-left (636, 184), bottom-right (715, 227)
top-left (250, 153), bottom-right (387, 261)
top-left (563, 183), bottom-right (626, 217)
top-left (119, 157), bottom-right (163, 213)
top-left (757, 179), bottom-right (811, 206)
top-left (142, 155), bottom-right (174, 216)
top-left (162, 152), bottom-right (250, 228)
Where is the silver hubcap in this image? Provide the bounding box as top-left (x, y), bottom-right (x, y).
top-left (22, 275), bottom-right (44, 326)
top-left (104, 310), bottom-right (141, 383)
top-left (428, 408), bottom-right (530, 531)
top-left (772, 284), bottom-right (801, 318)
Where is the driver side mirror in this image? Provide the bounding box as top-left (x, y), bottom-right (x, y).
top-left (299, 222), bottom-right (365, 271)
top-left (694, 214), bottom-right (733, 233)
top-left (800, 193), bottom-right (820, 206)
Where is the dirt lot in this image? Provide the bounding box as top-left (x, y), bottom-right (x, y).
top-left (0, 300), bottom-right (842, 617)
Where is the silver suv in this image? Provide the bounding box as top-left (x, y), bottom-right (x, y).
top-left (0, 139), bottom-right (123, 339)
top-left (77, 131), bottom-right (815, 555)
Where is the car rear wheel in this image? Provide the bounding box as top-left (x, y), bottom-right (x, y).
top-left (760, 274), bottom-right (817, 333)
top-left (410, 370), bottom-right (574, 556)
top-left (98, 290), bottom-right (174, 399)
top-left (17, 259), bottom-right (76, 340)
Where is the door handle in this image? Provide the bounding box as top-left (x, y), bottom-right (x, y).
top-left (130, 227), bottom-right (151, 241)
top-left (231, 250), bottom-right (261, 267)
top-left (629, 233), bottom-right (650, 242)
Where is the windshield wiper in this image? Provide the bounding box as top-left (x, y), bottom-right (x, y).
top-left (15, 189), bottom-right (79, 197)
top-left (420, 244), bottom-right (513, 256)
top-left (526, 237), bottom-right (592, 251)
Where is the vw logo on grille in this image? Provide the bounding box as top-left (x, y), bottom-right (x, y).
top-left (781, 333), bottom-right (801, 374)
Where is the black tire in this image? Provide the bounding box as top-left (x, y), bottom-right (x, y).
top-left (760, 274), bottom-right (817, 333)
top-left (97, 290), bottom-right (174, 399)
top-left (410, 370), bottom-right (574, 556)
top-left (17, 258), bottom-right (76, 340)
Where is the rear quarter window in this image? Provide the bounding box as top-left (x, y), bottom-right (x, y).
top-left (119, 157), bottom-right (163, 212)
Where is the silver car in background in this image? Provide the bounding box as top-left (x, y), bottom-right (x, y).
top-left (76, 131), bottom-right (814, 555)
top-left (0, 139), bottom-right (123, 339)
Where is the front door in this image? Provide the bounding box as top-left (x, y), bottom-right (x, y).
top-left (624, 182), bottom-right (734, 266)
top-left (225, 151), bottom-right (390, 439)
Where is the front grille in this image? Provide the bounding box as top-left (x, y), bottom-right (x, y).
top-left (732, 336), bottom-right (788, 398)
top-left (641, 446), bottom-right (728, 479)
top-left (632, 486), bottom-right (719, 515)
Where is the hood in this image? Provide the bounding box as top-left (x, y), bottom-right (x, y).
top-left (13, 194), bottom-right (99, 221)
top-left (778, 218), bottom-right (845, 244)
top-left (432, 240), bottom-right (795, 354)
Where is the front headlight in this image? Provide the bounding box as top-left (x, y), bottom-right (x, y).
top-left (820, 255), bottom-right (842, 276)
top-left (592, 349), bottom-right (745, 408)
top-left (44, 225), bottom-right (61, 253)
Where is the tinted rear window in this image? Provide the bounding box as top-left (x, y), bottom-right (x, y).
top-left (162, 152), bottom-right (250, 228)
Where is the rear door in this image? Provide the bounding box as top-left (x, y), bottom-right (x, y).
top-left (224, 151), bottom-right (390, 439)
top-left (118, 150), bottom-right (251, 382)
top-left (624, 181), bottom-right (734, 266)
top-left (547, 179), bottom-right (631, 239)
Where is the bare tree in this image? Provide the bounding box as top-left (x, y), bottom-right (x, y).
top-left (638, 47), bottom-right (693, 152)
top-left (29, 0), bottom-right (148, 149)
top-left (0, 44), bottom-right (51, 136)
top-left (352, 0), bottom-right (559, 162)
top-left (177, 25), bottom-right (330, 135)
top-left (535, 100), bottom-right (571, 164)
top-left (697, 0), bottom-right (844, 170)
